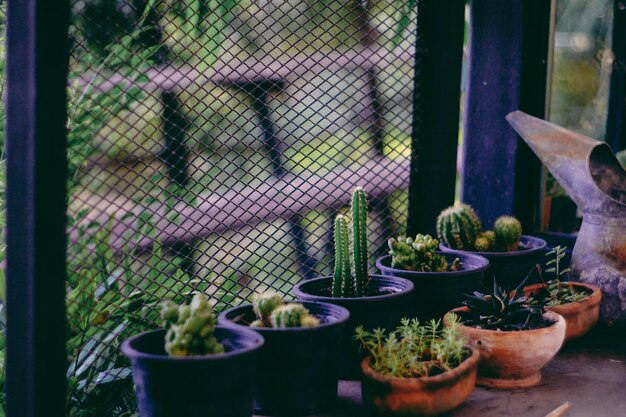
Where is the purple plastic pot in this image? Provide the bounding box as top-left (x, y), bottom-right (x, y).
top-left (219, 301), bottom-right (349, 416)
top-left (121, 326), bottom-right (264, 417)
top-left (376, 252), bottom-right (489, 320)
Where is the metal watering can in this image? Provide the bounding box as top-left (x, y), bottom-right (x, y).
top-left (507, 111), bottom-right (626, 320)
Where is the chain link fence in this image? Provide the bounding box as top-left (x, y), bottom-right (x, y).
top-left (65, 0), bottom-right (419, 415)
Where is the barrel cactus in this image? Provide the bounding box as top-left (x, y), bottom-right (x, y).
top-left (252, 291), bottom-right (283, 326)
top-left (270, 303), bottom-right (321, 328)
top-left (162, 293), bottom-right (224, 357)
top-left (494, 216), bottom-right (522, 251)
top-left (436, 204), bottom-right (482, 250)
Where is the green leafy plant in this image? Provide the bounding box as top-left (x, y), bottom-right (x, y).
top-left (527, 246), bottom-right (590, 307)
top-left (458, 277), bottom-right (549, 331)
top-left (354, 316), bottom-right (468, 378)
top-left (387, 234), bottom-right (461, 272)
top-left (250, 292), bottom-right (320, 328)
top-left (332, 187), bottom-right (370, 297)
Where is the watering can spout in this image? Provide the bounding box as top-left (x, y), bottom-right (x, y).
top-left (506, 111), bottom-right (626, 215)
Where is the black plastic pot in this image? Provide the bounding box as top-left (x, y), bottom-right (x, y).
top-left (218, 301), bottom-right (350, 415)
top-left (376, 252), bottom-right (489, 320)
top-left (439, 235), bottom-right (547, 290)
top-left (292, 275), bottom-right (414, 379)
top-left (121, 326), bottom-right (264, 417)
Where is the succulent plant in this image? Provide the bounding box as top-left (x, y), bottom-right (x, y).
top-left (388, 234), bottom-right (461, 272)
top-left (436, 204), bottom-right (482, 250)
top-left (162, 293), bottom-right (224, 357)
top-left (252, 291), bottom-right (283, 326)
top-left (457, 277), bottom-right (547, 331)
top-left (474, 230), bottom-right (496, 252)
top-left (333, 187), bottom-right (370, 297)
top-left (494, 216), bottom-right (522, 251)
top-left (271, 303), bottom-right (321, 328)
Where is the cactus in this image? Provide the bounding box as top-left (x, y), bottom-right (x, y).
top-left (494, 216), bottom-right (522, 251)
top-left (474, 231), bottom-right (496, 252)
top-left (162, 293), bottom-right (224, 357)
top-left (436, 204), bottom-right (482, 250)
top-left (388, 234), bottom-right (461, 272)
top-left (253, 291), bottom-right (283, 326)
top-left (270, 303), bottom-right (321, 328)
top-left (333, 215), bottom-right (353, 297)
top-left (351, 187), bottom-right (369, 297)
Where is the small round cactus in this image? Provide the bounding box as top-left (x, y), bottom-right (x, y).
top-left (253, 291), bottom-right (283, 326)
top-left (436, 204), bottom-right (482, 250)
top-left (494, 216), bottom-right (522, 252)
top-left (270, 304), bottom-right (320, 328)
top-left (474, 231), bottom-right (496, 252)
top-left (162, 293), bottom-right (224, 357)
top-left (388, 234), bottom-right (461, 272)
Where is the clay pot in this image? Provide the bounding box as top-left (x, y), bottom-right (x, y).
top-left (360, 348), bottom-right (480, 417)
top-left (524, 282), bottom-right (602, 341)
top-left (444, 308), bottom-right (565, 389)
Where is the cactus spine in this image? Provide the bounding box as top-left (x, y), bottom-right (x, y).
top-left (270, 303), bottom-right (321, 328)
top-left (252, 291), bottom-right (283, 326)
top-left (333, 215), bottom-right (353, 297)
top-left (351, 187), bottom-right (368, 297)
top-left (436, 204), bottom-right (482, 250)
top-left (162, 293), bottom-right (224, 357)
top-left (494, 216), bottom-right (522, 251)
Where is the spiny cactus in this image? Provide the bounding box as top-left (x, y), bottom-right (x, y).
top-left (351, 187), bottom-right (368, 297)
top-left (270, 303), bottom-right (321, 328)
top-left (388, 234), bottom-right (461, 272)
top-left (474, 230), bottom-right (496, 252)
top-left (436, 204), bottom-right (482, 250)
top-left (494, 216), bottom-right (522, 252)
top-left (162, 293), bottom-right (224, 357)
top-left (252, 291), bottom-right (283, 326)
top-left (333, 215), bottom-right (354, 297)
top-left (333, 187), bottom-right (370, 297)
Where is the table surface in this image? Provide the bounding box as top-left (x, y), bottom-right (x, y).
top-left (255, 322), bottom-right (626, 417)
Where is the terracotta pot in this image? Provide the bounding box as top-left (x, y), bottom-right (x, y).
top-left (360, 348), bottom-right (480, 417)
top-left (524, 282), bottom-right (602, 341)
top-left (444, 308), bottom-right (565, 389)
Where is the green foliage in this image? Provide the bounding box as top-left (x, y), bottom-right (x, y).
top-left (436, 204), bottom-right (482, 251)
top-left (162, 293), bottom-right (224, 356)
top-left (458, 276), bottom-right (547, 331)
top-left (387, 234), bottom-right (461, 272)
top-left (250, 292), bottom-right (320, 328)
top-left (527, 246), bottom-right (590, 307)
top-left (354, 316), bottom-right (468, 378)
top-left (494, 216), bottom-right (522, 252)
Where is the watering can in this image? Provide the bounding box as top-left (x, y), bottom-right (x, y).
top-left (507, 111), bottom-right (626, 321)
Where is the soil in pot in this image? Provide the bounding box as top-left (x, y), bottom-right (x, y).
top-left (360, 348), bottom-right (480, 417)
top-left (376, 252), bottom-right (489, 320)
top-left (440, 235), bottom-right (547, 290)
top-left (524, 282), bottom-right (602, 341)
top-left (121, 326), bottom-right (264, 417)
top-left (292, 275), bottom-right (414, 379)
top-left (218, 301), bottom-right (349, 416)
top-left (444, 308), bottom-right (565, 389)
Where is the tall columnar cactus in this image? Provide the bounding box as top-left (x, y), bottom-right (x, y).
top-left (436, 204), bottom-right (482, 250)
top-left (494, 216), bottom-right (522, 252)
top-left (270, 303), bottom-right (321, 328)
top-left (333, 215), bottom-right (354, 297)
top-left (351, 187), bottom-right (369, 297)
top-left (161, 293), bottom-right (224, 357)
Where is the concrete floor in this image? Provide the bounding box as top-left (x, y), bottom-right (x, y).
top-left (257, 322), bottom-right (626, 417)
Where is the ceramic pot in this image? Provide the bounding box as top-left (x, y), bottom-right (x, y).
top-left (524, 282), bottom-right (602, 341)
top-left (444, 308), bottom-right (565, 389)
top-left (360, 348), bottom-right (479, 416)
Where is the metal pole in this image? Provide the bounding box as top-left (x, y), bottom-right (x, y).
top-left (5, 0), bottom-right (70, 415)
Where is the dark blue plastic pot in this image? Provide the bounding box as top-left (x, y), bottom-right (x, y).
top-left (376, 252), bottom-right (489, 320)
top-left (218, 301), bottom-right (349, 416)
top-left (439, 235), bottom-right (547, 290)
top-left (121, 326), bottom-right (264, 417)
top-left (292, 275), bottom-right (414, 379)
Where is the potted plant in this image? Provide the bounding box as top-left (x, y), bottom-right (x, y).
top-left (356, 316), bottom-right (480, 416)
top-left (218, 292), bottom-right (350, 415)
top-left (121, 294), bottom-right (265, 417)
top-left (376, 233), bottom-right (490, 320)
top-left (444, 278), bottom-right (565, 389)
top-left (437, 203), bottom-right (547, 290)
top-left (293, 187), bottom-right (414, 378)
top-left (524, 246), bottom-right (602, 341)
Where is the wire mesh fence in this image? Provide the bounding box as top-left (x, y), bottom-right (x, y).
top-left (65, 0), bottom-right (419, 414)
